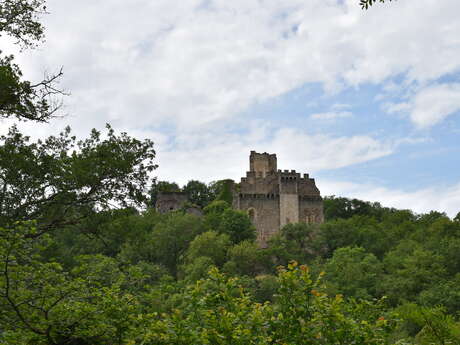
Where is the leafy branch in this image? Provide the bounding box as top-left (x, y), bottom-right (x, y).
top-left (360, 0), bottom-right (394, 10)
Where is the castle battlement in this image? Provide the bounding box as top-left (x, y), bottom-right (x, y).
top-left (238, 193), bottom-right (280, 199)
top-left (237, 193), bottom-right (322, 202)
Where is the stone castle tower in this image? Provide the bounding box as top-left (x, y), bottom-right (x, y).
top-left (233, 151), bottom-right (323, 246)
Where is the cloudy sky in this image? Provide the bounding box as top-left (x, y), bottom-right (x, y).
top-left (2, 0), bottom-right (460, 216)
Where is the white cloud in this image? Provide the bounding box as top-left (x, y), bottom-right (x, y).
top-left (6, 0), bottom-right (460, 132)
top-left (410, 83), bottom-right (460, 128)
top-left (310, 111), bottom-right (352, 120)
top-left (332, 103), bottom-right (351, 110)
top-left (385, 83), bottom-right (460, 128)
top-left (320, 179), bottom-right (460, 218)
top-left (268, 128), bottom-right (393, 172)
top-left (384, 102), bottom-right (411, 114)
top-left (155, 125), bottom-right (393, 185)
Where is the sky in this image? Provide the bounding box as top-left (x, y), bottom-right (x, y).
top-left (2, 0), bottom-right (460, 216)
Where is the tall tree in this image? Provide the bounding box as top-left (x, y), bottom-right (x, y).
top-left (0, 0), bottom-right (66, 122)
top-left (182, 180), bottom-right (212, 208)
top-left (0, 124), bottom-right (157, 235)
top-left (0, 0), bottom-right (46, 46)
top-left (149, 213), bottom-right (203, 278)
top-left (323, 246), bottom-right (383, 300)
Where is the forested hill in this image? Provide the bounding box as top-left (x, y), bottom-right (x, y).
top-left (2, 173), bottom-right (460, 344)
top-left (0, 112), bottom-right (458, 344)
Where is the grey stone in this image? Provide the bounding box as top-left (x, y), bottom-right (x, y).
top-left (233, 151), bottom-right (324, 247)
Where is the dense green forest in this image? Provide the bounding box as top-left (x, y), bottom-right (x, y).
top-left (2, 169), bottom-right (460, 344)
top-left (1, 1), bottom-right (460, 344)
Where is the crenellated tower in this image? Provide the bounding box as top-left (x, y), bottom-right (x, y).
top-left (234, 151), bottom-right (323, 247)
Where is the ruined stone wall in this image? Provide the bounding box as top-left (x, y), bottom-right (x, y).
top-left (156, 192), bottom-right (188, 214)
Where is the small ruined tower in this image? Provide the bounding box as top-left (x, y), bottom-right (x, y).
top-left (155, 192), bottom-right (189, 213)
top-left (234, 151), bottom-right (323, 246)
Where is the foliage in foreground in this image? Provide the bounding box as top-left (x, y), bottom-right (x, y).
top-left (0, 223), bottom-right (397, 345)
top-left (137, 263), bottom-right (394, 345)
top-left (3, 221), bottom-right (460, 345)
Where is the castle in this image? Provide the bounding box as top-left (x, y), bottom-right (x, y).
top-left (156, 151), bottom-right (324, 246)
top-left (233, 151), bottom-right (324, 246)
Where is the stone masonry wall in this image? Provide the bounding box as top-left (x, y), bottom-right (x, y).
top-left (299, 196), bottom-right (324, 223)
top-left (240, 172), bottom-right (279, 194)
top-left (279, 194), bottom-right (299, 228)
top-left (249, 151), bottom-right (277, 178)
top-left (237, 194), bottom-right (280, 247)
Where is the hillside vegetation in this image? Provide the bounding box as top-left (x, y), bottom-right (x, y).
top-left (1, 171), bottom-right (460, 344)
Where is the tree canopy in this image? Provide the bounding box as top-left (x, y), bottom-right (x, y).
top-left (0, 124), bottom-right (157, 235)
top-left (0, 0), bottom-right (65, 122)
